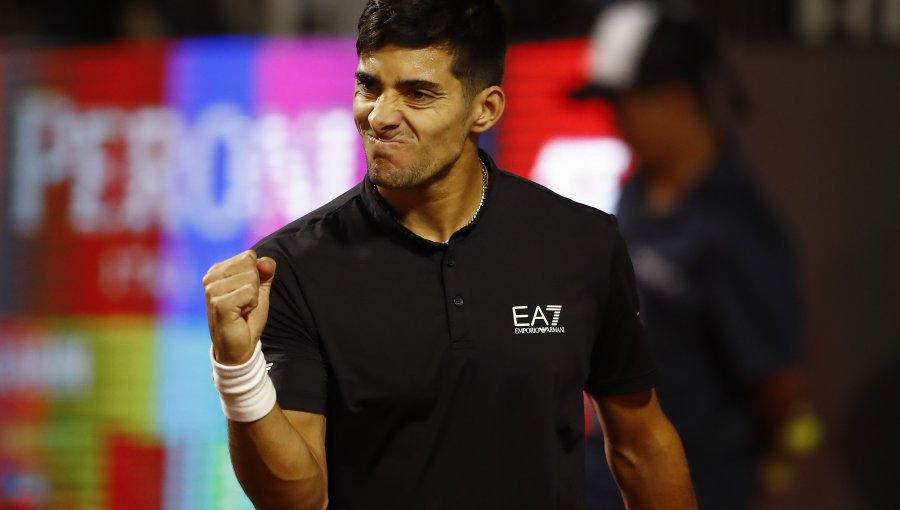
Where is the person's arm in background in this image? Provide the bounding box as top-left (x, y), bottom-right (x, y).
top-left (710, 209), bottom-right (821, 494)
top-left (755, 366), bottom-right (805, 443)
top-left (205, 250), bottom-right (328, 510)
top-left (754, 366), bottom-right (820, 494)
top-left (589, 390), bottom-right (697, 510)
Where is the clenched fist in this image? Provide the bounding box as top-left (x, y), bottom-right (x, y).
top-left (203, 250), bottom-right (277, 365)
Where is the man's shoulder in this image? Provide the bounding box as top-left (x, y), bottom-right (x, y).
top-left (252, 182), bottom-right (364, 253)
top-left (495, 169), bottom-right (619, 232)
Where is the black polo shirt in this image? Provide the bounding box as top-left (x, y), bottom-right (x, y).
top-left (254, 150), bottom-right (656, 510)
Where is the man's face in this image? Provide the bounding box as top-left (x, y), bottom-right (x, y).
top-left (614, 88), bottom-right (671, 165)
top-left (614, 83), bottom-right (697, 170)
top-left (353, 45), bottom-right (475, 189)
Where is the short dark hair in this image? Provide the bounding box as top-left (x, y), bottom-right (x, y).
top-left (356, 0), bottom-right (507, 98)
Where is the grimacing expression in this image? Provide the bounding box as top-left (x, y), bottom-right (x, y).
top-left (353, 45), bottom-right (477, 189)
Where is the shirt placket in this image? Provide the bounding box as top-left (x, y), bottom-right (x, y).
top-left (440, 244), bottom-right (471, 346)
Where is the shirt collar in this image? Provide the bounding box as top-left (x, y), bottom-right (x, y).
top-left (360, 148), bottom-right (499, 250)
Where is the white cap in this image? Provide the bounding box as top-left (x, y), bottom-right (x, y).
top-left (586, 1), bottom-right (661, 89)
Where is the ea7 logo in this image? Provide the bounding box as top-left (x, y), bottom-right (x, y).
top-left (511, 305), bottom-right (565, 334)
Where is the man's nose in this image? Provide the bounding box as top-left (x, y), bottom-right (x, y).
top-left (368, 94), bottom-right (402, 134)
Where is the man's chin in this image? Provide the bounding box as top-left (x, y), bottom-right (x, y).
top-left (367, 160), bottom-right (421, 189)
top-left (369, 174), bottom-right (415, 190)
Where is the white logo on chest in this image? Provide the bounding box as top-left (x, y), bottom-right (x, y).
top-left (511, 305), bottom-right (565, 334)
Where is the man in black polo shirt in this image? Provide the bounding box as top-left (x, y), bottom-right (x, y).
top-left (203, 1), bottom-right (696, 508)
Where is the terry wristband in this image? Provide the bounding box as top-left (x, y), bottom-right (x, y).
top-left (211, 341), bottom-right (277, 422)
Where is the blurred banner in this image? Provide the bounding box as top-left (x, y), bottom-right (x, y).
top-left (0, 37), bottom-right (625, 509)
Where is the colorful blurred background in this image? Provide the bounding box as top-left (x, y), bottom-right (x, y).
top-left (0, 1), bottom-right (898, 509)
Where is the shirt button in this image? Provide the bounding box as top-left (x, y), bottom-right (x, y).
top-left (453, 296), bottom-right (464, 307)
top-left (448, 258), bottom-right (456, 267)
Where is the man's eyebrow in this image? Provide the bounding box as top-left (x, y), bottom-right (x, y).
top-left (396, 79), bottom-right (443, 92)
top-left (355, 71), bottom-right (378, 84)
top-left (355, 71), bottom-right (442, 92)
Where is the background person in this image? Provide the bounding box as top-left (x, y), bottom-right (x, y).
top-left (571, 1), bottom-right (813, 509)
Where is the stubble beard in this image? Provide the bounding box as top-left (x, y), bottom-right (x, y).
top-left (366, 147), bottom-right (458, 190)
top-left (367, 159), bottom-right (430, 189)
top-left (363, 131), bottom-right (467, 190)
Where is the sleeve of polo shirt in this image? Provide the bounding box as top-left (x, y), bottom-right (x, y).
top-left (708, 212), bottom-right (801, 384)
top-left (255, 242), bottom-right (328, 415)
top-left (585, 221), bottom-right (658, 396)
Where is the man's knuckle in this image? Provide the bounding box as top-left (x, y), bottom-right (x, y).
top-left (210, 296), bottom-right (228, 311)
top-left (202, 267), bottom-right (218, 285)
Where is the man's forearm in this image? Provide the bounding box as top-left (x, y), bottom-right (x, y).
top-left (228, 405), bottom-right (327, 510)
top-left (606, 419), bottom-right (696, 510)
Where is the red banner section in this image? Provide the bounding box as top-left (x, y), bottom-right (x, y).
top-left (499, 38), bottom-right (620, 178)
top-left (10, 43), bottom-right (168, 315)
top-left (107, 434), bottom-right (166, 510)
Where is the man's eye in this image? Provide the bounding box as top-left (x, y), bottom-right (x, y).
top-left (357, 82), bottom-right (377, 96)
top-left (408, 90), bottom-right (432, 101)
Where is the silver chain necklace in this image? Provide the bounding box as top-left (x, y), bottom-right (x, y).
top-left (469, 159), bottom-right (489, 225)
top-left (440, 160), bottom-right (487, 244)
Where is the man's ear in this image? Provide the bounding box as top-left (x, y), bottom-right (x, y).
top-left (470, 85), bottom-right (506, 134)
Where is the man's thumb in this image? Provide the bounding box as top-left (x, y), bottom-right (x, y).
top-left (257, 257), bottom-right (277, 288)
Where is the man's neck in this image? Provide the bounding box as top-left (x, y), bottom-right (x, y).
top-left (377, 147), bottom-right (486, 243)
top-left (642, 119), bottom-right (718, 217)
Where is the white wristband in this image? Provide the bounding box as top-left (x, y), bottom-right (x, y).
top-left (211, 342), bottom-right (277, 422)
